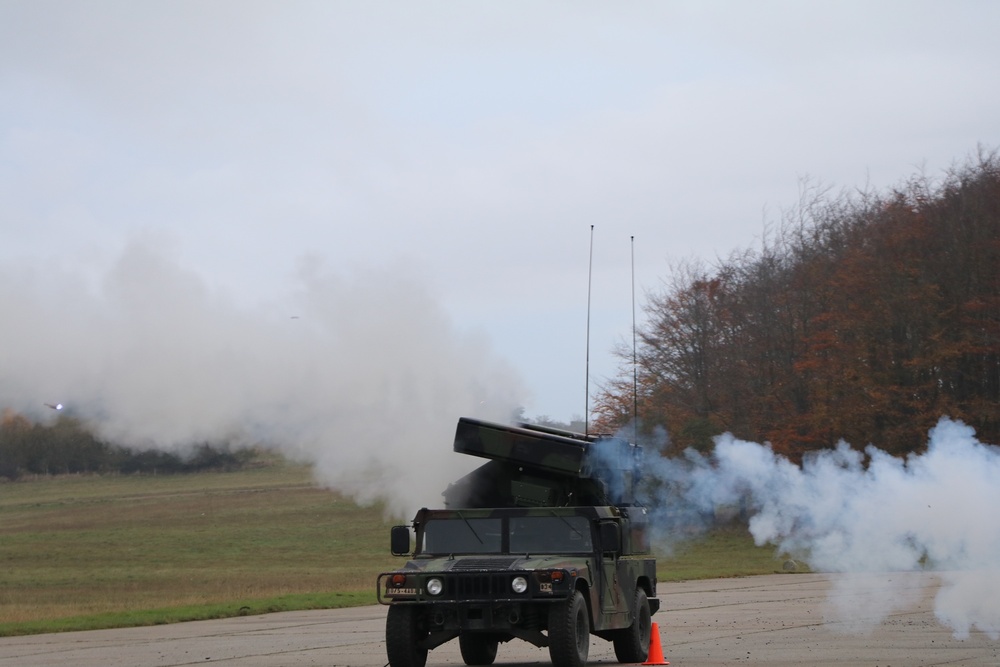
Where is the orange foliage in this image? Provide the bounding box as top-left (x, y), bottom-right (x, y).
top-left (596, 152), bottom-right (1000, 457)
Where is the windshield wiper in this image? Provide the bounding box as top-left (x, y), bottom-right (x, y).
top-left (549, 509), bottom-right (586, 540)
top-left (456, 510), bottom-right (484, 544)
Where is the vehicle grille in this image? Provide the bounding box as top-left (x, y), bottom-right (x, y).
top-left (447, 573), bottom-right (513, 599)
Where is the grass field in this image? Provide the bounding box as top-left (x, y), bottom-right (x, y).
top-left (0, 459), bottom-right (798, 636)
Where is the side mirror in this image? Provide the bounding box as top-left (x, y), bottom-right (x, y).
top-left (390, 525), bottom-right (412, 556)
top-left (599, 522), bottom-right (621, 555)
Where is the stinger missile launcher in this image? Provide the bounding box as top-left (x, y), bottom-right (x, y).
top-left (378, 417), bottom-right (659, 667)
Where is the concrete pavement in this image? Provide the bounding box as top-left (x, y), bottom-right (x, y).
top-left (0, 573), bottom-right (996, 666)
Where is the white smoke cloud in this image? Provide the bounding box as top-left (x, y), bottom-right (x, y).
top-left (0, 240), bottom-right (525, 518)
top-left (638, 417), bottom-right (1000, 639)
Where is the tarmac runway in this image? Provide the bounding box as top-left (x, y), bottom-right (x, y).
top-left (0, 572), bottom-right (996, 666)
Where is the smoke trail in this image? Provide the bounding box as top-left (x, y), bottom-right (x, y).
top-left (0, 240), bottom-right (524, 518)
top-left (636, 418), bottom-right (1000, 639)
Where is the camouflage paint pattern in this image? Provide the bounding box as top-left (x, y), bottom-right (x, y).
top-left (378, 506), bottom-right (659, 642)
top-left (378, 418), bottom-right (659, 656)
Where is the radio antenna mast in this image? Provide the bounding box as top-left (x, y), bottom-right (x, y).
top-left (631, 235), bottom-right (638, 444)
top-left (585, 225), bottom-right (594, 437)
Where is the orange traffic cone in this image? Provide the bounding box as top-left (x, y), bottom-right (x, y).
top-left (642, 621), bottom-right (669, 665)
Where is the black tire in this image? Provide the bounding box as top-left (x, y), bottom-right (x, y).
top-left (548, 589), bottom-right (590, 667)
top-left (612, 587), bottom-right (651, 664)
top-left (385, 605), bottom-right (428, 667)
top-left (459, 633), bottom-right (499, 665)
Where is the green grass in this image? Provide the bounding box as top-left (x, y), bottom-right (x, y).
top-left (656, 524), bottom-right (804, 581)
top-left (0, 460), bottom-right (798, 636)
top-left (0, 460), bottom-right (399, 635)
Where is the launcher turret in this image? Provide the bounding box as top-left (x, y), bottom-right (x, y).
top-left (443, 417), bottom-right (643, 509)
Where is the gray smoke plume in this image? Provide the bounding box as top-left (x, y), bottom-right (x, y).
top-left (636, 417), bottom-right (1000, 639)
top-left (0, 240), bottom-right (524, 518)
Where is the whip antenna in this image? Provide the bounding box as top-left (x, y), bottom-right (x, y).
top-left (631, 235), bottom-right (638, 444)
top-left (585, 225), bottom-right (594, 436)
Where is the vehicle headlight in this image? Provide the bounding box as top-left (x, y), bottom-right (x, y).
top-left (426, 578), bottom-right (444, 596)
top-left (511, 576), bottom-right (528, 594)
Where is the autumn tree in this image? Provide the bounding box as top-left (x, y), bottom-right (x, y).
top-left (595, 149), bottom-right (1000, 458)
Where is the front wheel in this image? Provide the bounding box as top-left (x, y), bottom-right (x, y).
top-left (386, 605), bottom-right (428, 667)
top-left (459, 633), bottom-right (499, 665)
top-left (548, 590), bottom-right (590, 667)
top-left (612, 587), bottom-right (651, 663)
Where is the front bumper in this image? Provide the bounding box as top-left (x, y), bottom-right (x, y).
top-left (377, 568), bottom-right (577, 605)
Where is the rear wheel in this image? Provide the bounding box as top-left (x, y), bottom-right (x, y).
top-left (613, 587), bottom-right (651, 663)
top-left (386, 605), bottom-right (428, 667)
top-left (548, 590), bottom-right (590, 667)
top-left (459, 633), bottom-right (499, 665)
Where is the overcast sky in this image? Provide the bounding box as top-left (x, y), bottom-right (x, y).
top-left (2, 2), bottom-right (999, 455)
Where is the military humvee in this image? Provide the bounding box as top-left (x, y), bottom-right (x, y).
top-left (377, 417), bottom-right (659, 667)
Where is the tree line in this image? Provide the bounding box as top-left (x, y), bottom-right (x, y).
top-left (0, 409), bottom-right (253, 480)
top-left (594, 149), bottom-right (1000, 459)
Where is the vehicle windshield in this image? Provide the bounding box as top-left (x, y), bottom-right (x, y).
top-left (423, 517), bottom-right (502, 554)
top-left (420, 515), bottom-right (593, 555)
top-left (510, 516), bottom-right (592, 553)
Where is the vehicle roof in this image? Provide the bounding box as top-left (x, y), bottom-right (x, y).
top-left (413, 506), bottom-right (622, 521)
